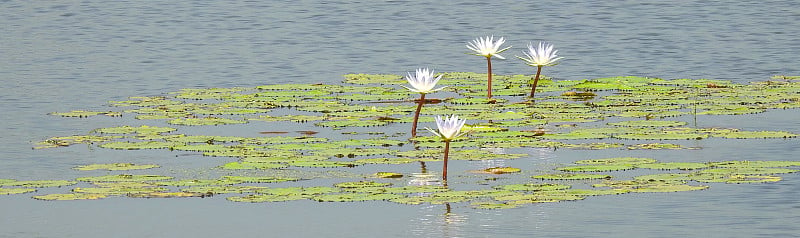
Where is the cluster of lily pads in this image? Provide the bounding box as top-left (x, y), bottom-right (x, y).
top-left (5, 73), bottom-right (799, 209)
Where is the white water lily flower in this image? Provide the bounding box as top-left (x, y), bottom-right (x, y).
top-left (401, 68), bottom-right (446, 94)
top-left (426, 115), bottom-right (467, 141)
top-left (517, 41), bottom-right (563, 66)
top-left (467, 36), bottom-right (511, 59)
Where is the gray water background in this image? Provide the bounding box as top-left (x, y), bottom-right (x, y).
top-left (2, 1), bottom-right (799, 237)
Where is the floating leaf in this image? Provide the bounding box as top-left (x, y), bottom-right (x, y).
top-left (636, 162), bottom-right (709, 170)
top-left (168, 117), bottom-right (248, 126)
top-left (532, 173), bottom-right (612, 180)
top-left (493, 183), bottom-right (571, 191)
top-left (73, 163), bottom-right (160, 171)
top-left (713, 130), bottom-right (797, 139)
top-left (557, 164), bottom-right (636, 172)
top-left (312, 193), bottom-right (404, 202)
top-left (73, 186), bottom-right (168, 195)
top-left (709, 160), bottom-right (800, 168)
top-left (50, 110), bottom-right (117, 118)
top-left (32, 193), bottom-right (108, 201)
top-left (220, 162), bottom-right (288, 170)
top-left (228, 194), bottom-right (308, 203)
top-left (699, 167), bottom-right (798, 175)
top-left (154, 179), bottom-right (241, 187)
top-left (1, 180), bottom-right (77, 188)
top-left (129, 192), bottom-right (207, 198)
top-left (181, 185), bottom-right (266, 195)
top-left (0, 188), bottom-right (37, 195)
top-left (575, 157), bottom-right (658, 165)
top-left (374, 172), bottom-right (403, 178)
top-left (99, 141), bottom-right (179, 150)
top-left (94, 125), bottom-right (176, 134)
top-left (76, 175), bottom-right (173, 183)
top-left (608, 120), bottom-right (686, 127)
top-left (474, 167), bottom-right (522, 174)
top-left (334, 181), bottom-right (392, 189)
top-left (222, 176), bottom-right (299, 183)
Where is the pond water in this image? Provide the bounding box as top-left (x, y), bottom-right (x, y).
top-left (2, 1), bottom-right (799, 237)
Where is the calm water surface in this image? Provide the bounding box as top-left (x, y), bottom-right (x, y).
top-left (2, 1), bottom-right (799, 237)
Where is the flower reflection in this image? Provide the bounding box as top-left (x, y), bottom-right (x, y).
top-left (407, 204), bottom-right (468, 238)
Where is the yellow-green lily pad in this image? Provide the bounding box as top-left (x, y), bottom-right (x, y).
top-left (73, 163), bottom-right (160, 171)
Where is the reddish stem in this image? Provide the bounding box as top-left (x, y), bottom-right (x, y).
top-left (529, 65), bottom-right (543, 98)
top-left (486, 57), bottom-right (493, 99)
top-left (411, 93), bottom-right (426, 137)
top-left (442, 140), bottom-right (451, 181)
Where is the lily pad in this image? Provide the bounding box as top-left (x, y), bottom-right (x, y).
top-left (0, 188), bottom-right (37, 195)
top-left (474, 167), bottom-right (522, 174)
top-left (374, 172), bottom-right (403, 178)
top-left (532, 173), bottom-right (612, 180)
top-left (493, 183), bottom-right (571, 191)
top-left (94, 125), bottom-right (176, 134)
top-left (575, 157), bottom-right (658, 165)
top-left (227, 194), bottom-right (308, 203)
top-left (334, 181), bottom-right (392, 189)
top-left (1, 180), bottom-right (77, 188)
top-left (76, 174), bottom-right (174, 182)
top-left (222, 176), bottom-right (299, 183)
top-left (636, 162), bottom-right (709, 170)
top-left (73, 163), bottom-right (160, 171)
top-left (32, 193), bottom-right (108, 201)
top-left (557, 164), bottom-right (636, 172)
top-left (99, 141), bottom-right (179, 150)
top-left (168, 117), bottom-right (248, 126)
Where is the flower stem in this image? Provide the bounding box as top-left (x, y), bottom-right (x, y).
top-left (529, 65), bottom-right (543, 98)
top-left (411, 93), bottom-right (426, 137)
top-left (486, 57), bottom-right (493, 99)
top-left (442, 140), bottom-right (451, 181)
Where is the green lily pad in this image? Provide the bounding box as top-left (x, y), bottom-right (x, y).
top-left (0, 188), bottom-right (37, 195)
top-left (699, 167), bottom-right (798, 175)
top-left (220, 162), bottom-right (288, 170)
top-left (374, 172), bottom-right (403, 178)
top-left (532, 173), bottom-right (612, 180)
top-left (1, 180), bottom-right (77, 188)
top-left (181, 185), bottom-right (267, 194)
top-left (709, 160), bottom-right (800, 168)
top-left (222, 176), bottom-right (299, 183)
top-left (475, 167), bottom-right (522, 174)
top-left (168, 117), bottom-right (248, 126)
top-left (256, 186), bottom-right (341, 196)
top-left (636, 162), bottom-right (709, 170)
top-left (313, 193), bottom-right (405, 202)
top-left (575, 157), bottom-right (658, 165)
top-left (94, 125), bottom-right (177, 134)
top-left (50, 110), bottom-right (117, 118)
top-left (72, 186), bottom-right (168, 195)
top-left (698, 175), bottom-right (783, 184)
top-left (493, 183), bottom-right (571, 191)
top-left (99, 141), bottom-right (179, 150)
top-left (73, 163), bottom-right (160, 171)
top-left (632, 184), bottom-right (710, 193)
top-left (154, 179), bottom-right (241, 187)
top-left (32, 193), bottom-right (108, 201)
top-left (608, 120), bottom-right (687, 127)
top-left (34, 135), bottom-right (121, 149)
top-left (342, 74), bottom-right (404, 84)
top-left (227, 194), bottom-right (309, 203)
top-left (471, 202), bottom-right (520, 209)
top-left (557, 164), bottom-right (636, 172)
top-left (334, 181), bottom-right (392, 189)
top-left (76, 175), bottom-right (174, 182)
top-left (713, 130), bottom-right (797, 139)
top-left (128, 192), bottom-right (208, 198)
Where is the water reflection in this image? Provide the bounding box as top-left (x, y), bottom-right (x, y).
top-left (408, 204), bottom-right (468, 238)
